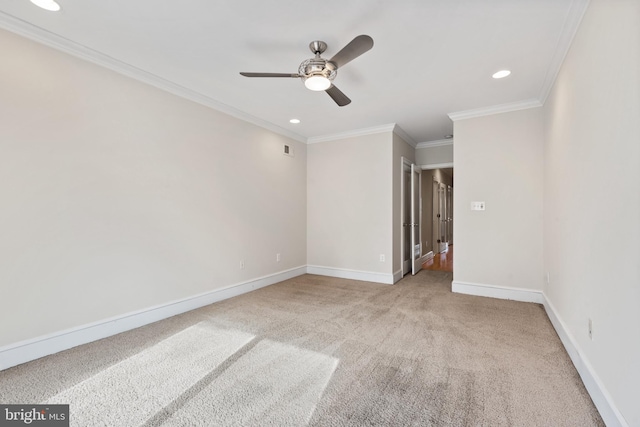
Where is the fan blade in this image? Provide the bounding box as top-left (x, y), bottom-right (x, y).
top-left (325, 85), bottom-right (351, 107)
top-left (328, 35), bottom-right (374, 68)
top-left (239, 72), bottom-right (300, 78)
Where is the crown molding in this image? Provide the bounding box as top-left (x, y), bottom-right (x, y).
top-left (306, 124), bottom-right (396, 144)
top-left (420, 162), bottom-right (454, 170)
top-left (447, 0), bottom-right (589, 118)
top-left (0, 12), bottom-right (307, 144)
top-left (1, 0), bottom-right (589, 146)
top-left (448, 99), bottom-right (542, 122)
top-left (392, 124), bottom-right (417, 148)
top-left (306, 123), bottom-right (418, 146)
top-left (416, 139), bottom-right (453, 149)
top-left (538, 0), bottom-right (590, 104)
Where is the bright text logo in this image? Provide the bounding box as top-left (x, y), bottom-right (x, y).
top-left (0, 405), bottom-right (68, 426)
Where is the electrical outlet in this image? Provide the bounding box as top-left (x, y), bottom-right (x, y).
top-left (588, 318), bottom-right (593, 340)
top-left (240, 260), bottom-right (245, 269)
top-left (276, 253), bottom-right (281, 262)
top-left (379, 254), bottom-right (385, 262)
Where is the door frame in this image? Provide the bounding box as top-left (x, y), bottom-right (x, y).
top-left (410, 164), bottom-right (423, 275)
top-left (400, 158), bottom-right (412, 276)
top-left (402, 160), bottom-right (454, 279)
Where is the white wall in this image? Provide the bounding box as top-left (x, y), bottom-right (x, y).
top-left (543, 0), bottom-right (640, 424)
top-left (453, 108), bottom-right (544, 291)
top-left (0, 29), bottom-right (307, 348)
top-left (307, 132), bottom-right (393, 281)
top-left (415, 143), bottom-right (453, 166)
top-left (451, 2), bottom-right (639, 423)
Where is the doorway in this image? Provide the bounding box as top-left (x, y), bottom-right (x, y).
top-left (421, 167), bottom-right (453, 272)
top-left (423, 244), bottom-right (454, 272)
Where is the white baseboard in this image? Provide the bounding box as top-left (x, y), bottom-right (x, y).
top-left (393, 252), bottom-right (432, 283)
top-left (0, 266), bottom-right (306, 371)
top-left (451, 280), bottom-right (627, 426)
top-left (2, 270), bottom-right (627, 426)
top-left (307, 265), bottom-right (394, 285)
top-left (393, 269), bottom-right (403, 283)
top-left (418, 251), bottom-right (434, 266)
top-left (451, 281), bottom-right (544, 303)
top-left (542, 295), bottom-right (628, 427)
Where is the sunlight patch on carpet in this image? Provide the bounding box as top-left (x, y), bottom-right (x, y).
top-left (44, 322), bottom-right (254, 427)
top-left (159, 340), bottom-right (339, 426)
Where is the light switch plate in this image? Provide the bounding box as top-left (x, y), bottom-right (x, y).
top-left (471, 201), bottom-right (485, 211)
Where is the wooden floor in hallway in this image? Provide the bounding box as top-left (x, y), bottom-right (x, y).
top-left (423, 245), bottom-right (453, 272)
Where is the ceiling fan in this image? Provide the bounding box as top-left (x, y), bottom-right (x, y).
top-left (239, 35), bottom-right (374, 107)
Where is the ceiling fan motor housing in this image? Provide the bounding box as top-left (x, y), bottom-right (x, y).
top-left (298, 58), bottom-right (337, 81)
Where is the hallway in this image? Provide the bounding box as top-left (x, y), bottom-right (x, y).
top-left (423, 245), bottom-right (453, 273)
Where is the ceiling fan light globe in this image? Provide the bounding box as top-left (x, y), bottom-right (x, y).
top-left (304, 75), bottom-right (331, 91)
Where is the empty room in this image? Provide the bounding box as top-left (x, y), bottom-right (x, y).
top-left (0, 0), bottom-right (638, 426)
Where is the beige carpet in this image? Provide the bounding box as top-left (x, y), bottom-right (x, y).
top-left (0, 271), bottom-right (604, 426)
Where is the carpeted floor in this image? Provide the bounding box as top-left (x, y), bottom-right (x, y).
top-left (0, 271), bottom-right (604, 426)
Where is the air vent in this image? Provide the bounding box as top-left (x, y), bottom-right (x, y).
top-left (283, 144), bottom-right (294, 157)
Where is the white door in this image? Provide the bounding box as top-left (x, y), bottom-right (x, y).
top-left (447, 185), bottom-right (453, 244)
top-left (436, 182), bottom-right (446, 253)
top-left (432, 179), bottom-right (439, 255)
top-left (410, 164), bottom-right (422, 275)
top-left (402, 162), bottom-right (412, 275)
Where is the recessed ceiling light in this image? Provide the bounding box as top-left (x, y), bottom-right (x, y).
top-left (289, 119), bottom-right (300, 124)
top-left (444, 135), bottom-right (453, 139)
top-left (492, 70), bottom-right (511, 79)
top-left (30, 0), bottom-right (61, 11)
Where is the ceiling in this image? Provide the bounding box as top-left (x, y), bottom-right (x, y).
top-left (0, 0), bottom-right (587, 144)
